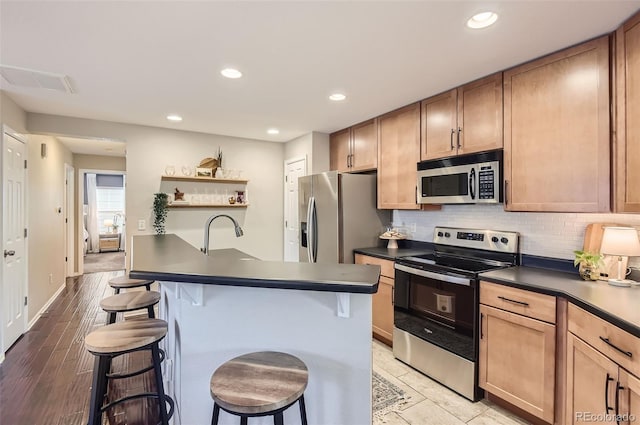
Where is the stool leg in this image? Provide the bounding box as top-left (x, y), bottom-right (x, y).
top-left (148, 305), bottom-right (155, 319)
top-left (240, 416), bottom-right (248, 425)
top-left (145, 283), bottom-right (151, 291)
top-left (88, 355), bottom-right (110, 425)
top-left (211, 403), bottom-right (220, 425)
top-left (299, 394), bottom-right (308, 425)
top-left (107, 311), bottom-right (117, 324)
top-left (273, 412), bottom-right (283, 425)
top-left (114, 287), bottom-right (121, 294)
top-left (151, 342), bottom-right (170, 425)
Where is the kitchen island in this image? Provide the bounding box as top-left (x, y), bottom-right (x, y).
top-left (129, 234), bottom-right (380, 425)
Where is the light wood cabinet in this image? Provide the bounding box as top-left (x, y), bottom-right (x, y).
top-left (421, 73), bottom-right (503, 160)
top-left (566, 304), bottom-right (640, 425)
top-left (355, 253), bottom-right (395, 346)
top-left (479, 282), bottom-right (556, 423)
top-left (377, 103), bottom-right (421, 210)
top-left (503, 36), bottom-right (610, 212)
top-left (330, 119), bottom-right (377, 173)
top-left (615, 11), bottom-right (640, 212)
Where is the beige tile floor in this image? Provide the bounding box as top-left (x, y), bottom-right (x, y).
top-left (372, 339), bottom-right (532, 425)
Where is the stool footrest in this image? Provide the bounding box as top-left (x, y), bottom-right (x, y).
top-left (101, 392), bottom-right (175, 420)
top-left (107, 348), bottom-right (165, 379)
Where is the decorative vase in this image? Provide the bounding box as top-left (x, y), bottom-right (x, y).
top-left (578, 263), bottom-right (599, 281)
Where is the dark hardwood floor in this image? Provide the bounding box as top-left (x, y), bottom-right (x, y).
top-left (0, 272), bottom-right (161, 425)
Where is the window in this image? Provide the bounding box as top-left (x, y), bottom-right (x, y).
top-left (97, 186), bottom-right (124, 234)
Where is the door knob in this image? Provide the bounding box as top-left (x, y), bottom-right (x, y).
top-left (4, 250), bottom-right (15, 258)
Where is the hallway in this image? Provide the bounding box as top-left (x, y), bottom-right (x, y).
top-left (0, 271), bottom-right (158, 425)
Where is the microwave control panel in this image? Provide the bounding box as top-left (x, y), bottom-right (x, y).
top-left (478, 165), bottom-right (496, 200)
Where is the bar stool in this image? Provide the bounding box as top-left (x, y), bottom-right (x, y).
top-left (85, 318), bottom-right (174, 425)
top-left (99, 290), bottom-right (161, 324)
top-left (108, 276), bottom-right (154, 294)
top-left (210, 351), bottom-right (308, 425)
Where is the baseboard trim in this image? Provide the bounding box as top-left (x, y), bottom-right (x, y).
top-left (27, 283), bottom-right (66, 331)
top-left (0, 352), bottom-right (5, 365)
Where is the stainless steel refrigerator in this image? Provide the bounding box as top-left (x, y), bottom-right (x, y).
top-left (299, 171), bottom-right (390, 264)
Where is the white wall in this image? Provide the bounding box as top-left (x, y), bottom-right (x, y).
top-left (27, 113), bottom-right (286, 261)
top-left (284, 131), bottom-right (330, 175)
top-left (394, 205), bottom-right (640, 268)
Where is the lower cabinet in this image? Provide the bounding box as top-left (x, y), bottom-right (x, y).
top-left (479, 282), bottom-right (557, 424)
top-left (355, 254), bottom-right (394, 346)
top-left (566, 304), bottom-right (640, 425)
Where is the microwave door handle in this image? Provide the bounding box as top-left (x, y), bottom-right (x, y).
top-left (469, 168), bottom-right (476, 200)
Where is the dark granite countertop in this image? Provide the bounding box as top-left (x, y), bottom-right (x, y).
top-left (353, 247), bottom-right (433, 261)
top-left (480, 266), bottom-right (640, 338)
top-left (129, 234), bottom-right (381, 294)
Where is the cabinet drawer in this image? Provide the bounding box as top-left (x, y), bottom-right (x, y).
top-left (354, 254), bottom-right (394, 278)
top-left (568, 303), bottom-right (640, 378)
top-left (100, 238), bottom-right (119, 251)
top-left (480, 281), bottom-right (556, 323)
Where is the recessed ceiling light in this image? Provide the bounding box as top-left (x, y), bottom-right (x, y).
top-left (221, 68), bottom-right (243, 79)
top-left (166, 114), bottom-right (183, 122)
top-left (466, 11), bottom-right (498, 29)
top-left (267, 128), bottom-right (280, 135)
top-left (329, 93), bottom-right (346, 101)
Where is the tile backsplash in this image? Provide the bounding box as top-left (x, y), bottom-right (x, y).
top-left (393, 205), bottom-right (640, 268)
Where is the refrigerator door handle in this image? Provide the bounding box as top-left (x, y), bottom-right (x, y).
top-left (306, 196), bottom-right (315, 262)
top-left (311, 196), bottom-right (318, 262)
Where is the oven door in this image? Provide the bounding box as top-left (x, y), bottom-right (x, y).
top-left (394, 263), bottom-right (478, 361)
top-left (417, 163), bottom-right (476, 204)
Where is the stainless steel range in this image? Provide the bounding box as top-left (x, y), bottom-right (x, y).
top-left (393, 226), bottom-right (519, 401)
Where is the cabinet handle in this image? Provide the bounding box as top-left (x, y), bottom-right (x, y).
top-left (480, 312), bottom-right (484, 339)
top-left (605, 373), bottom-right (615, 412)
top-left (600, 336), bottom-right (633, 358)
top-left (616, 382), bottom-right (624, 425)
top-left (350, 154), bottom-right (354, 168)
top-left (457, 127), bottom-right (462, 149)
top-left (346, 154), bottom-right (351, 168)
top-left (504, 180), bottom-right (509, 205)
top-left (450, 129), bottom-right (455, 150)
top-left (391, 287), bottom-right (395, 305)
top-left (497, 296), bottom-right (529, 307)
top-left (3, 250), bottom-right (15, 258)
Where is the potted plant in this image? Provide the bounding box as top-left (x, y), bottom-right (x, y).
top-left (153, 193), bottom-right (169, 235)
top-left (573, 250), bottom-right (604, 281)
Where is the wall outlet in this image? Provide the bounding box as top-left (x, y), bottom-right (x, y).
top-left (409, 223), bottom-right (417, 233)
top-left (49, 273), bottom-right (53, 284)
top-left (138, 219), bottom-right (146, 231)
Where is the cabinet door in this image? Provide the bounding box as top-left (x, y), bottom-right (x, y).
top-left (566, 333), bottom-right (618, 425)
top-left (504, 36), bottom-right (610, 212)
top-left (372, 275), bottom-right (394, 346)
top-left (457, 73), bottom-right (503, 156)
top-left (615, 11), bottom-right (640, 212)
top-left (330, 128), bottom-right (351, 172)
top-left (377, 103), bottom-right (421, 209)
top-left (421, 89), bottom-right (457, 160)
top-left (479, 304), bottom-right (556, 423)
top-left (619, 369), bottom-right (640, 425)
top-left (351, 119), bottom-right (377, 172)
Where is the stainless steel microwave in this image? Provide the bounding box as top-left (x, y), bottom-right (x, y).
top-left (417, 150), bottom-right (503, 204)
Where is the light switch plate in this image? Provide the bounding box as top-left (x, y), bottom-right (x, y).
top-left (138, 219), bottom-right (146, 231)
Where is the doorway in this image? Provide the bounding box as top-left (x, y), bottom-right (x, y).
top-left (78, 169), bottom-right (126, 274)
top-left (2, 127), bottom-right (28, 353)
top-left (283, 156), bottom-right (307, 262)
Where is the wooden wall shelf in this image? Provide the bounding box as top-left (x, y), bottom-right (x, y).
top-left (161, 175), bottom-right (248, 184)
top-left (167, 204), bottom-right (249, 209)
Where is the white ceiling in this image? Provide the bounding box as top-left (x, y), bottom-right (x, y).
top-left (1, 1), bottom-right (639, 155)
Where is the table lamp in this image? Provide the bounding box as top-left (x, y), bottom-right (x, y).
top-left (103, 219), bottom-right (114, 234)
top-left (600, 226), bottom-right (640, 287)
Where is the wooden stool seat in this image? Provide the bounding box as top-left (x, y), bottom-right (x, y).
top-left (100, 291), bottom-right (161, 313)
top-left (210, 351), bottom-right (308, 417)
top-left (84, 318), bottom-right (167, 355)
top-left (108, 276), bottom-right (154, 293)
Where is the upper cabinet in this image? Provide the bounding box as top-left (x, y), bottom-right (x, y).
top-left (615, 10), bottom-right (640, 212)
top-left (377, 103), bottom-right (421, 210)
top-left (421, 73), bottom-right (503, 161)
top-left (329, 119), bottom-right (377, 173)
top-left (503, 36), bottom-right (610, 212)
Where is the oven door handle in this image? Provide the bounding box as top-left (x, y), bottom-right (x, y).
top-left (395, 264), bottom-right (472, 286)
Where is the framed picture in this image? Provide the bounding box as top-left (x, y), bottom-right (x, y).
top-left (196, 167), bottom-right (213, 177)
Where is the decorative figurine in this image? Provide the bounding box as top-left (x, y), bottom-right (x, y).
top-left (174, 187), bottom-right (185, 201)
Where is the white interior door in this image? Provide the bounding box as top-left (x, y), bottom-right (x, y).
top-left (2, 130), bottom-right (27, 352)
top-left (283, 157), bottom-right (307, 262)
top-left (64, 163), bottom-right (75, 277)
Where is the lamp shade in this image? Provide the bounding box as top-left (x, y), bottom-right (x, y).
top-left (103, 219), bottom-right (114, 228)
top-left (600, 227), bottom-right (640, 256)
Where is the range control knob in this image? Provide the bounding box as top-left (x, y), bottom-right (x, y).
top-left (437, 231), bottom-right (443, 237)
top-left (491, 236), bottom-right (499, 243)
top-left (500, 237), bottom-right (509, 244)
top-left (444, 232), bottom-right (451, 238)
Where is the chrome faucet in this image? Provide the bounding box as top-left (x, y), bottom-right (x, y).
top-left (202, 214), bottom-right (244, 254)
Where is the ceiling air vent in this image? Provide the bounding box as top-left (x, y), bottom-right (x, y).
top-left (0, 65), bottom-right (74, 93)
